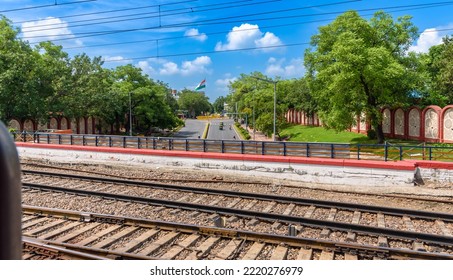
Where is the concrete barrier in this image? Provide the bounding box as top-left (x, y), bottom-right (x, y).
top-left (16, 142), bottom-right (433, 187)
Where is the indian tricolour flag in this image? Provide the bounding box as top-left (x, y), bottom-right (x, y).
top-left (195, 79), bottom-right (206, 91)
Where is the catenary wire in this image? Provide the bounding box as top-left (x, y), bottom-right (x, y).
top-left (100, 25), bottom-right (453, 62)
top-left (102, 42), bottom-right (310, 62)
top-left (19, 0), bottom-right (263, 30)
top-left (27, 1), bottom-right (453, 44)
top-left (0, 0), bottom-right (96, 14)
top-left (20, 0), bottom-right (362, 38)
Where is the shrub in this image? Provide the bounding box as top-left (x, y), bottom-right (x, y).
top-left (367, 129), bottom-right (377, 140)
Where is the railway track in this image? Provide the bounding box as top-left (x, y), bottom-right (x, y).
top-left (23, 237), bottom-right (109, 260)
top-left (21, 169), bottom-right (453, 256)
top-left (22, 162), bottom-right (453, 205)
top-left (21, 206), bottom-right (453, 260)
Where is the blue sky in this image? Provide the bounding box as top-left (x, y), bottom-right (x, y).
top-left (1, 0), bottom-right (453, 102)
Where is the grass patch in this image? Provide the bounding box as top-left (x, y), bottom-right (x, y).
top-left (280, 124), bottom-right (453, 147)
top-left (280, 125), bottom-right (369, 144)
top-left (235, 122), bottom-right (251, 140)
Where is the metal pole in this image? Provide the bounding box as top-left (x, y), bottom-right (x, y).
top-left (0, 121), bottom-right (22, 259)
top-left (253, 88), bottom-right (255, 141)
top-left (273, 81), bottom-right (276, 141)
top-left (129, 91), bottom-right (132, 136)
top-left (250, 76), bottom-right (277, 141)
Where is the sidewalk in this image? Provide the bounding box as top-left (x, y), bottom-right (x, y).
top-left (242, 125), bottom-right (271, 141)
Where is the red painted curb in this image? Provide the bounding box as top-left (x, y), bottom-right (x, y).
top-left (416, 161), bottom-right (453, 170)
top-left (15, 142), bottom-right (421, 171)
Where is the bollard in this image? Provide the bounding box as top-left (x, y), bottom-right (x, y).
top-left (0, 122), bottom-right (22, 259)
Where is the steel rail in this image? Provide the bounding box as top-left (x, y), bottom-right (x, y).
top-left (22, 182), bottom-right (453, 247)
top-left (22, 164), bottom-right (453, 205)
top-left (23, 237), bottom-right (110, 260)
top-left (23, 205), bottom-right (453, 260)
top-left (23, 169), bottom-right (453, 222)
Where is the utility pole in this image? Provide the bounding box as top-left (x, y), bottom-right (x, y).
top-left (129, 92), bottom-right (132, 136)
top-left (273, 81), bottom-right (276, 141)
top-left (250, 76), bottom-right (278, 141)
top-left (253, 83), bottom-right (256, 141)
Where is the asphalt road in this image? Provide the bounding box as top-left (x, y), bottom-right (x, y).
top-left (172, 119), bottom-right (239, 140)
top-left (207, 119), bottom-right (239, 140)
top-left (172, 119), bottom-right (207, 139)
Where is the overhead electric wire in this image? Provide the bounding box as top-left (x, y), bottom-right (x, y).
top-left (0, 0), bottom-right (96, 13)
top-left (63, 17), bottom-right (340, 50)
top-left (102, 42), bottom-right (310, 62)
top-left (20, 0), bottom-right (363, 39)
top-left (98, 24), bottom-right (453, 63)
top-left (64, 13), bottom-right (453, 52)
top-left (15, 0), bottom-right (199, 25)
top-left (21, 0), bottom-right (281, 33)
top-left (26, 0), bottom-right (453, 44)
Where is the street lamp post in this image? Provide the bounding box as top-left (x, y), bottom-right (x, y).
top-left (129, 91), bottom-right (132, 136)
top-left (251, 76), bottom-right (278, 141)
top-left (252, 89), bottom-right (255, 141)
top-left (273, 81), bottom-right (276, 141)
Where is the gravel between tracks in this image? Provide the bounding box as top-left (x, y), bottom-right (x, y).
top-left (19, 159), bottom-right (453, 254)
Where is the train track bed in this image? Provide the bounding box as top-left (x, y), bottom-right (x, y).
top-left (21, 206), bottom-right (453, 260)
top-left (21, 170), bottom-right (453, 257)
top-left (21, 160), bottom-right (453, 212)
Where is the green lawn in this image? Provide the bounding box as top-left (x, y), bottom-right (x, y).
top-left (280, 125), bottom-right (369, 143)
top-left (279, 125), bottom-right (453, 161)
top-left (280, 124), bottom-right (453, 147)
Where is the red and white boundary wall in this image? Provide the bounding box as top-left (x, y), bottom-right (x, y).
top-left (8, 116), bottom-right (103, 134)
top-left (16, 142), bottom-right (453, 188)
top-left (286, 105), bottom-right (453, 143)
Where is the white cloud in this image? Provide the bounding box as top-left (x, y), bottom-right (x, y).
top-left (137, 56), bottom-right (212, 76)
top-left (265, 57), bottom-right (305, 78)
top-left (409, 27), bottom-right (445, 53)
top-left (21, 17), bottom-right (82, 46)
top-left (136, 60), bottom-right (156, 74)
top-left (216, 77), bottom-right (237, 87)
top-left (215, 23), bottom-right (282, 52)
top-left (184, 28), bottom-right (207, 42)
top-left (255, 32), bottom-right (282, 52)
top-left (160, 62), bottom-right (180, 75)
top-left (215, 74), bottom-right (237, 95)
top-left (180, 56), bottom-right (212, 75)
top-left (103, 56), bottom-right (129, 62)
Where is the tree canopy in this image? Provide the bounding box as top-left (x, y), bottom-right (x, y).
top-left (420, 36), bottom-right (453, 105)
top-left (0, 16), bottom-right (181, 134)
top-left (212, 96), bottom-right (227, 114)
top-left (304, 11), bottom-right (419, 143)
top-left (177, 89), bottom-right (212, 118)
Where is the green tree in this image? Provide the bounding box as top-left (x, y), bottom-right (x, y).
top-left (111, 64), bottom-right (180, 134)
top-left (228, 72), bottom-right (291, 138)
top-left (177, 89), bottom-right (211, 118)
top-left (34, 42), bottom-right (72, 119)
top-left (422, 36), bottom-right (453, 104)
top-left (0, 16), bottom-right (48, 124)
top-left (213, 96), bottom-right (227, 114)
top-left (280, 77), bottom-right (316, 114)
top-left (304, 11), bottom-right (418, 143)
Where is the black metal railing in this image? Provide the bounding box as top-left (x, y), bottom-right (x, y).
top-left (12, 131), bottom-right (453, 162)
